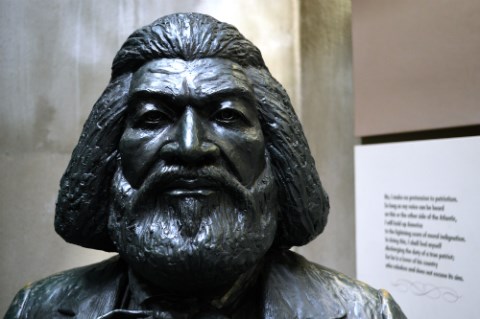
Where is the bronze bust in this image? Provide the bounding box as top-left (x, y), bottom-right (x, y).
top-left (6, 13), bottom-right (406, 319)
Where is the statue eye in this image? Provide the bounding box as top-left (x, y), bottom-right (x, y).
top-left (136, 110), bottom-right (170, 127)
top-left (213, 108), bottom-right (244, 124)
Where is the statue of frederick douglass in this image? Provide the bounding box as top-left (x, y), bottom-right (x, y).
top-left (6, 13), bottom-right (406, 319)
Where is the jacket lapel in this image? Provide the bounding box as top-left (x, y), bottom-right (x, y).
top-left (262, 250), bottom-right (347, 319)
top-left (56, 258), bottom-right (128, 319)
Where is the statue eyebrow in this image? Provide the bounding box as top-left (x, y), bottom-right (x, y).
top-left (126, 91), bottom-right (176, 113)
top-left (128, 87), bottom-right (255, 106)
top-left (147, 66), bottom-right (185, 75)
top-left (128, 88), bottom-right (177, 100)
top-left (200, 87), bottom-right (255, 103)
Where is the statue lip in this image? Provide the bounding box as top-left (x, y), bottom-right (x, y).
top-left (162, 177), bottom-right (219, 196)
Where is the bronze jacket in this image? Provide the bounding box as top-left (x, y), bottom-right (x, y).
top-left (5, 250), bottom-right (406, 319)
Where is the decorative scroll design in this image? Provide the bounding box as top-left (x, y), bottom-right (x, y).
top-left (391, 279), bottom-right (461, 303)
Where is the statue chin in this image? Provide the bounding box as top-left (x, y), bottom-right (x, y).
top-left (108, 165), bottom-right (279, 294)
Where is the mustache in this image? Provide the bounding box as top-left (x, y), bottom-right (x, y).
top-left (133, 164), bottom-right (249, 204)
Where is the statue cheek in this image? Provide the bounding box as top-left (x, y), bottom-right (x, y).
top-left (119, 129), bottom-right (165, 189)
top-left (213, 129), bottom-right (266, 187)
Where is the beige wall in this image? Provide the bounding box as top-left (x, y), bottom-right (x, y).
top-left (0, 0), bottom-right (354, 314)
top-left (353, 0), bottom-right (480, 137)
top-left (293, 0), bottom-right (355, 276)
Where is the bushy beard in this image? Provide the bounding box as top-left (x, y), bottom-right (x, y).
top-left (108, 159), bottom-right (278, 294)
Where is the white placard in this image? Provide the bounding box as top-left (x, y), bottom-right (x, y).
top-left (355, 136), bottom-right (480, 319)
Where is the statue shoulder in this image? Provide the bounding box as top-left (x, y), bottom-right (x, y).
top-left (263, 250), bottom-right (407, 319)
top-left (4, 256), bottom-right (126, 319)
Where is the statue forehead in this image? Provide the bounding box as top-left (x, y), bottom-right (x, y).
top-left (130, 58), bottom-right (254, 98)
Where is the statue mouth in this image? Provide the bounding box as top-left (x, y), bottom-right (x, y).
top-left (162, 177), bottom-right (219, 196)
top-left (137, 166), bottom-right (242, 202)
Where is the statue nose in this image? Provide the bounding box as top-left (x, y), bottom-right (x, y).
top-left (162, 108), bottom-right (219, 164)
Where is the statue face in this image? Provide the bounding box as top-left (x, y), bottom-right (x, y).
top-left (120, 58), bottom-right (266, 189)
top-left (109, 58), bottom-right (278, 293)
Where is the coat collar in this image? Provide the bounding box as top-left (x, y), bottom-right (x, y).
top-left (56, 256), bottom-right (128, 319)
top-left (261, 250), bottom-right (347, 319)
top-left (55, 252), bottom-right (347, 319)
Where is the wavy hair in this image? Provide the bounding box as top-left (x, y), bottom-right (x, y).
top-left (55, 13), bottom-right (329, 252)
